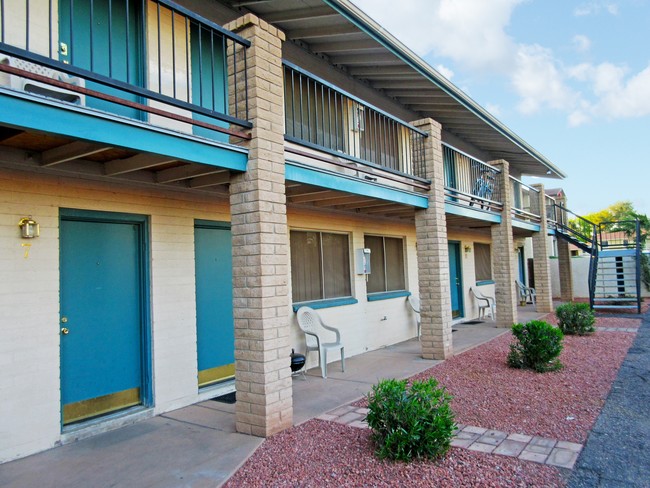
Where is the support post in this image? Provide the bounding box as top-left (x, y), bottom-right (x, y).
top-left (412, 118), bottom-right (453, 359)
top-left (226, 14), bottom-right (292, 437)
top-left (490, 160), bottom-right (518, 327)
top-left (531, 184), bottom-right (554, 313)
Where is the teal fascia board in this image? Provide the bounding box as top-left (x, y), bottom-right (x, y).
top-left (548, 229), bottom-right (556, 236)
top-left (292, 297), bottom-right (358, 312)
top-left (286, 162), bottom-right (428, 209)
top-left (367, 290), bottom-right (411, 302)
top-left (445, 202), bottom-right (502, 223)
top-left (0, 92), bottom-right (248, 172)
top-left (475, 280), bottom-right (495, 286)
top-left (512, 219), bottom-right (541, 232)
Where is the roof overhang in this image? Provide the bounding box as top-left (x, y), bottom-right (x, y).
top-left (223, 0), bottom-right (565, 179)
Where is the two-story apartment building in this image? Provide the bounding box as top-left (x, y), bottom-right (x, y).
top-left (0, 0), bottom-right (567, 462)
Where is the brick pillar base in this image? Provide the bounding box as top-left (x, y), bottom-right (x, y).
top-left (491, 160), bottom-right (518, 327)
top-left (226, 14), bottom-right (292, 437)
top-left (412, 118), bottom-right (453, 359)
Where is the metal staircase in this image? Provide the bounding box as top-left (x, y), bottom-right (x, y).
top-left (550, 204), bottom-right (642, 313)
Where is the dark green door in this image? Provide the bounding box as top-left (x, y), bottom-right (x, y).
top-left (194, 222), bottom-right (234, 387)
top-left (59, 0), bottom-right (143, 119)
top-left (60, 213), bottom-right (146, 425)
top-left (448, 241), bottom-right (463, 319)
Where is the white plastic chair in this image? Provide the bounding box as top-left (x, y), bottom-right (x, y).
top-left (296, 307), bottom-right (345, 378)
top-left (515, 280), bottom-right (537, 305)
top-left (407, 295), bottom-right (421, 339)
top-left (470, 287), bottom-right (495, 319)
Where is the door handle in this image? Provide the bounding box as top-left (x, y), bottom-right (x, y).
top-left (61, 327), bottom-right (69, 335)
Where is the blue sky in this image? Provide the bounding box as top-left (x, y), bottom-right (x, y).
top-left (352, 0), bottom-right (650, 217)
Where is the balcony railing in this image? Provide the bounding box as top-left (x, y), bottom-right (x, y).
top-left (0, 0), bottom-right (251, 140)
top-left (283, 61), bottom-right (428, 181)
top-left (545, 195), bottom-right (558, 228)
top-left (510, 176), bottom-right (541, 223)
top-left (442, 143), bottom-right (503, 212)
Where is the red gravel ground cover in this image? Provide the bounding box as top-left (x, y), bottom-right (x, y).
top-left (225, 315), bottom-right (637, 487)
top-left (225, 420), bottom-right (565, 488)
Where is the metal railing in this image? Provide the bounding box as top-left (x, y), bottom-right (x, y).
top-left (0, 0), bottom-right (251, 138)
top-left (283, 61), bottom-right (428, 181)
top-left (442, 143), bottom-right (503, 212)
top-left (545, 195), bottom-right (558, 228)
top-left (509, 175), bottom-right (541, 223)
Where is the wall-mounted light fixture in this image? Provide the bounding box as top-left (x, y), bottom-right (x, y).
top-left (18, 216), bottom-right (39, 239)
top-left (464, 245), bottom-right (472, 254)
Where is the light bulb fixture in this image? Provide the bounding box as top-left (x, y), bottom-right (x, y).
top-left (464, 245), bottom-right (472, 254)
top-left (18, 216), bottom-right (39, 239)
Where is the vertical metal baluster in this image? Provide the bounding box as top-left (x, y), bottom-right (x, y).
top-left (221, 34), bottom-right (226, 114)
top-left (48, 0), bottom-right (53, 58)
top-left (125, 0), bottom-right (129, 84)
top-left (185, 17), bottom-right (190, 102)
top-left (157, 2), bottom-right (162, 93)
top-left (243, 42), bottom-right (248, 120)
top-left (233, 38), bottom-right (238, 119)
top-left (333, 91), bottom-right (339, 150)
top-left (108, 0), bottom-right (113, 77)
top-left (306, 78), bottom-right (311, 143)
top-left (1, 0), bottom-right (5, 44)
top-left (298, 73), bottom-right (304, 140)
top-left (290, 68), bottom-right (295, 137)
top-left (320, 84), bottom-right (325, 148)
top-left (171, 10), bottom-right (176, 99)
top-left (210, 30), bottom-right (215, 112)
top-left (89, 0), bottom-right (94, 70)
top-left (198, 25), bottom-right (203, 106)
top-left (327, 87), bottom-right (332, 149)
top-left (70, 0), bottom-right (75, 64)
top-left (25, 0), bottom-right (29, 51)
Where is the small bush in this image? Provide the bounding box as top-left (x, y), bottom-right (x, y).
top-left (556, 302), bottom-right (596, 335)
top-left (507, 320), bottom-right (563, 372)
top-left (365, 378), bottom-right (455, 462)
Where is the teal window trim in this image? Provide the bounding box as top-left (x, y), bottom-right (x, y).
top-left (475, 280), bottom-right (495, 286)
top-left (367, 290), bottom-right (411, 302)
top-left (292, 297), bottom-right (358, 313)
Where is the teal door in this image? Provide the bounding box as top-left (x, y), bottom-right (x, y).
top-left (448, 242), bottom-right (463, 318)
top-left (59, 0), bottom-right (143, 119)
top-left (517, 247), bottom-right (526, 284)
top-left (194, 222), bottom-right (234, 387)
top-left (60, 213), bottom-right (146, 425)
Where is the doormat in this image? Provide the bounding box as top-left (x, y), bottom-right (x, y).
top-left (461, 320), bottom-right (484, 325)
top-left (212, 392), bottom-right (236, 404)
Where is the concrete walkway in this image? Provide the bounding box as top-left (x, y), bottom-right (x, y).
top-left (569, 310), bottom-right (650, 487)
top-left (0, 317), bottom-right (521, 488)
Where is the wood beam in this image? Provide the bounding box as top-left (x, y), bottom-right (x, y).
top-left (287, 24), bottom-right (359, 40)
top-left (330, 53), bottom-right (401, 66)
top-left (313, 195), bottom-right (376, 207)
top-left (156, 164), bottom-right (223, 183)
top-left (263, 6), bottom-right (337, 23)
top-left (0, 127), bottom-right (23, 143)
top-left (289, 190), bottom-right (339, 204)
top-left (188, 171), bottom-right (230, 188)
top-left (41, 141), bottom-right (112, 167)
top-left (104, 153), bottom-right (179, 176)
top-left (310, 39), bottom-right (380, 54)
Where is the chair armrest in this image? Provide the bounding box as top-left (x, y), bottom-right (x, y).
top-left (321, 323), bottom-right (342, 343)
top-left (303, 330), bottom-right (321, 347)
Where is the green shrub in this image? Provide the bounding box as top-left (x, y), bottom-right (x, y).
top-left (365, 378), bottom-right (455, 462)
top-left (507, 320), bottom-right (564, 372)
top-left (555, 302), bottom-right (596, 335)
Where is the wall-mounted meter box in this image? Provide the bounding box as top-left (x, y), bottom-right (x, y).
top-left (355, 248), bottom-right (371, 275)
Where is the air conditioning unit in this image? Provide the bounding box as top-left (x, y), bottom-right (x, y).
top-left (0, 55), bottom-right (85, 105)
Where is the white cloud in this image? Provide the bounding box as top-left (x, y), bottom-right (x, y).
top-left (572, 35), bottom-right (591, 53)
top-left (574, 2), bottom-right (619, 16)
top-left (352, 0), bottom-right (522, 72)
top-left (435, 64), bottom-right (454, 80)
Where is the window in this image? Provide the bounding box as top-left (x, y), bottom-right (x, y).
top-left (290, 231), bottom-right (351, 302)
top-left (474, 243), bottom-right (492, 281)
top-left (365, 235), bottom-right (406, 293)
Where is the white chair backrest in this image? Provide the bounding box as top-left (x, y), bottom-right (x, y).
top-left (296, 307), bottom-right (323, 348)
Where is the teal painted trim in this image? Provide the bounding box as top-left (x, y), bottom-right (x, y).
top-left (0, 92), bottom-right (248, 172)
top-left (367, 290), bottom-right (411, 302)
top-left (194, 219), bottom-right (230, 230)
top-left (286, 161), bottom-right (428, 208)
top-left (548, 229), bottom-right (556, 236)
top-left (292, 297), bottom-right (358, 312)
top-left (475, 280), bottom-right (495, 286)
top-left (445, 202), bottom-right (502, 223)
top-left (512, 219), bottom-right (541, 232)
top-left (58, 208), bottom-right (153, 413)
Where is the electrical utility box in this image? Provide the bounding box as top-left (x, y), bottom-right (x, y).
top-left (355, 248), bottom-right (371, 275)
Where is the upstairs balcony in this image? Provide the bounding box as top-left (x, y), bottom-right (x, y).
top-left (510, 176), bottom-right (542, 234)
top-left (0, 0), bottom-right (251, 190)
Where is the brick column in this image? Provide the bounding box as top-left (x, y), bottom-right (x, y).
top-left (225, 14), bottom-right (292, 437)
top-left (556, 198), bottom-right (574, 301)
top-left (490, 160), bottom-right (518, 327)
top-left (412, 118), bottom-right (453, 359)
top-left (530, 184), bottom-right (553, 312)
